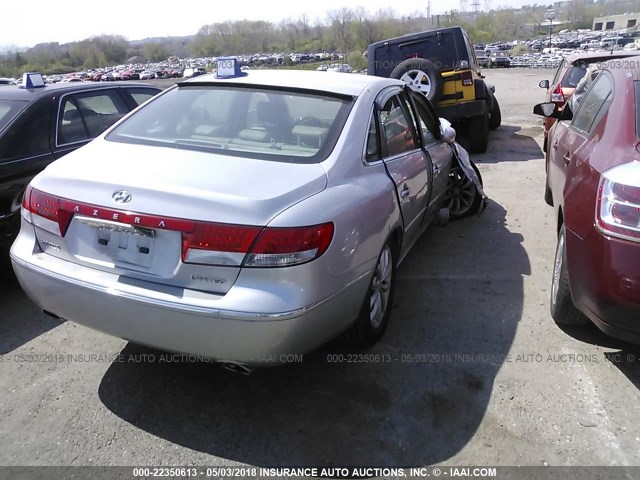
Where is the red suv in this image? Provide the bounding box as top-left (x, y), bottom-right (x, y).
top-left (534, 59), bottom-right (640, 343)
top-left (538, 51), bottom-right (638, 152)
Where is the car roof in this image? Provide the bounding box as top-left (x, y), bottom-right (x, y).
top-left (564, 51), bottom-right (640, 64)
top-left (182, 70), bottom-right (403, 96)
top-left (0, 81), bottom-right (160, 101)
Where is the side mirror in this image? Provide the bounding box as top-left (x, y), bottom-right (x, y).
top-left (439, 118), bottom-right (456, 143)
top-left (539, 80), bottom-right (550, 89)
top-left (442, 126), bottom-right (456, 144)
top-left (533, 102), bottom-right (561, 118)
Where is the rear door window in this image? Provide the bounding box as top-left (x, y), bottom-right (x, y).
top-left (571, 72), bottom-right (613, 134)
top-left (57, 90), bottom-right (129, 145)
top-left (125, 88), bottom-right (160, 106)
top-left (378, 94), bottom-right (417, 157)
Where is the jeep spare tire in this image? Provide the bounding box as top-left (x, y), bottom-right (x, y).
top-left (390, 58), bottom-right (444, 102)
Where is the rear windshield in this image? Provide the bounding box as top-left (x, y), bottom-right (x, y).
top-left (0, 99), bottom-right (28, 132)
top-left (562, 65), bottom-right (588, 88)
top-left (107, 85), bottom-right (353, 164)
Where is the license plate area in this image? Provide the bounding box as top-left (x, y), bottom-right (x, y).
top-left (76, 217), bottom-right (156, 268)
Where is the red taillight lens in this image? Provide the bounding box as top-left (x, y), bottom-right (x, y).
top-left (245, 223), bottom-right (334, 267)
top-left (182, 223), bottom-right (261, 265)
top-left (29, 188), bottom-right (59, 222)
top-left (461, 70), bottom-right (473, 86)
top-left (551, 82), bottom-right (565, 103)
top-left (596, 163), bottom-right (640, 242)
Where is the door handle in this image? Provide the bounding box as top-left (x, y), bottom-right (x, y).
top-left (433, 164), bottom-right (440, 174)
top-left (562, 153), bottom-right (571, 166)
top-left (552, 141), bottom-right (558, 151)
top-left (400, 184), bottom-right (411, 198)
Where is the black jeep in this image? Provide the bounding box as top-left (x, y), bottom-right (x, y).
top-left (367, 26), bottom-right (501, 153)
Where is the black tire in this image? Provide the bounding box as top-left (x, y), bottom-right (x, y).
top-left (390, 58), bottom-right (444, 103)
top-left (468, 110), bottom-right (489, 153)
top-left (550, 225), bottom-right (589, 326)
top-left (344, 241), bottom-right (397, 347)
top-left (446, 161), bottom-right (483, 220)
top-left (489, 97), bottom-right (501, 130)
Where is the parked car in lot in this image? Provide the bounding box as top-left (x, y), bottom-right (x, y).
top-left (488, 51), bottom-right (510, 68)
top-left (10, 64), bottom-right (485, 369)
top-left (475, 50), bottom-right (489, 68)
top-left (182, 67), bottom-right (207, 78)
top-left (367, 26), bottom-right (502, 153)
top-left (534, 61), bottom-right (640, 343)
top-left (538, 51), bottom-right (638, 151)
top-left (0, 74), bottom-right (161, 247)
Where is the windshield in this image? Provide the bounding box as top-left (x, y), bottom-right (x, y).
top-left (0, 99), bottom-right (28, 133)
top-left (107, 85), bottom-right (353, 164)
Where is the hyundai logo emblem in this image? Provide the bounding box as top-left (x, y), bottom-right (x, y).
top-left (112, 190), bottom-right (132, 203)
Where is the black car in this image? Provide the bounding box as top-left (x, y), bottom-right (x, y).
top-left (0, 75), bottom-right (161, 247)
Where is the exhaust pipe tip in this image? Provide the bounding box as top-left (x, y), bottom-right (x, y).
top-left (222, 362), bottom-right (254, 375)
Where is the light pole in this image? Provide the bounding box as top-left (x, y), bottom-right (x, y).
top-left (545, 9), bottom-right (556, 51)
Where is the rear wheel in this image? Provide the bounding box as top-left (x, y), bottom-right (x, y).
top-left (468, 110), bottom-right (489, 153)
top-left (550, 224), bottom-right (589, 326)
top-left (489, 98), bottom-right (501, 130)
top-left (345, 241), bottom-right (397, 347)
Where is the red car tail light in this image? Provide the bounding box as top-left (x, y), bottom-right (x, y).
top-left (461, 70), bottom-right (473, 86)
top-left (596, 163), bottom-right (640, 242)
top-left (182, 223), bottom-right (262, 266)
top-left (245, 223), bottom-right (334, 267)
top-left (24, 187), bottom-right (73, 235)
top-left (551, 82), bottom-right (565, 103)
top-left (182, 223), bottom-right (333, 267)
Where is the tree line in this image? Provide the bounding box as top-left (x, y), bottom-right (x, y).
top-left (0, 2), bottom-right (635, 77)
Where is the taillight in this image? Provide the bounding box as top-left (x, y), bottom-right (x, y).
top-left (460, 70), bottom-right (473, 86)
top-left (24, 187), bottom-right (73, 235)
top-left (182, 224), bottom-right (261, 266)
top-left (245, 223), bottom-right (334, 267)
top-left (551, 82), bottom-right (565, 103)
top-left (596, 162), bottom-right (640, 242)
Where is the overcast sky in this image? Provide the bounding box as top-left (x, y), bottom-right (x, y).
top-left (1, 0), bottom-right (534, 49)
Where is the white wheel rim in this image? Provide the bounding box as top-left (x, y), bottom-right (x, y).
top-left (551, 229), bottom-right (565, 308)
top-left (370, 245), bottom-right (392, 329)
top-left (400, 69), bottom-right (432, 96)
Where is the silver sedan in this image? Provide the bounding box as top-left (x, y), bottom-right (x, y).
top-left (11, 65), bottom-right (484, 368)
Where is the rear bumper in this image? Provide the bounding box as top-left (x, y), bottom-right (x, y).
top-left (10, 243), bottom-right (371, 366)
top-left (566, 226), bottom-right (640, 342)
top-left (436, 99), bottom-right (487, 121)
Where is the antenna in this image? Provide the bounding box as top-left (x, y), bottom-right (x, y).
top-left (427, 0), bottom-right (431, 19)
top-left (471, 0), bottom-right (481, 14)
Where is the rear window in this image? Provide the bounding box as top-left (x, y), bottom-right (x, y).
top-left (561, 65), bottom-right (588, 88)
top-left (0, 99), bottom-right (28, 132)
top-left (107, 85), bottom-right (353, 164)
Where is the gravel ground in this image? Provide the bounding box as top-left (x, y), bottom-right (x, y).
top-left (1, 69), bottom-right (640, 468)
